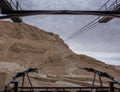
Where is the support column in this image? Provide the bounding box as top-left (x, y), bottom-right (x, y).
top-left (109, 82), bottom-right (114, 92)
top-left (91, 73), bottom-right (96, 92)
top-left (12, 81), bottom-right (18, 92)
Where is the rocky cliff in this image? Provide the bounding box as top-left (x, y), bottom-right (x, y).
top-left (0, 20), bottom-right (119, 87)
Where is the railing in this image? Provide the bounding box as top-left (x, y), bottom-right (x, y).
top-left (15, 87), bottom-right (120, 92)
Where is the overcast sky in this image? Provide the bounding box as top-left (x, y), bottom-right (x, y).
top-left (7, 0), bottom-right (120, 65)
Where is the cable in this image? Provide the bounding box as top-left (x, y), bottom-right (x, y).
top-left (65, 0), bottom-right (119, 42)
top-left (65, 17), bottom-right (99, 41)
top-left (77, 22), bottom-right (99, 37)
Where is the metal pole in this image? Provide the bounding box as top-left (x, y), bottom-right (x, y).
top-left (4, 86), bottom-right (7, 92)
top-left (116, 0), bottom-right (118, 5)
top-left (104, 0), bottom-right (110, 10)
top-left (21, 76), bottom-right (25, 91)
top-left (105, 3), bottom-right (108, 11)
top-left (99, 76), bottom-right (103, 87)
top-left (27, 73), bottom-right (34, 91)
top-left (10, 0), bottom-right (12, 4)
top-left (13, 81), bottom-right (18, 92)
top-left (91, 73), bottom-right (96, 92)
top-left (16, 0), bottom-right (19, 10)
top-left (109, 82), bottom-right (114, 92)
top-left (99, 75), bottom-right (103, 91)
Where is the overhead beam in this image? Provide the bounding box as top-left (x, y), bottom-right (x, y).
top-left (1, 10), bottom-right (120, 19)
top-left (2, 10), bottom-right (120, 15)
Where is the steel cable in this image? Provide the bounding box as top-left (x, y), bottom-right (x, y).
top-left (65, 0), bottom-right (118, 42)
top-left (65, 17), bottom-right (99, 41)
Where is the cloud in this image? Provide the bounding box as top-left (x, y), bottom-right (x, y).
top-left (19, 0), bottom-right (108, 10)
top-left (73, 51), bottom-right (120, 65)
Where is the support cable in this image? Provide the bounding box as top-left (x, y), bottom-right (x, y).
top-left (65, 17), bottom-right (99, 41)
top-left (65, 0), bottom-right (120, 42)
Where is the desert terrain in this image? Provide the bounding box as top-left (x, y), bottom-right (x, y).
top-left (0, 20), bottom-right (119, 89)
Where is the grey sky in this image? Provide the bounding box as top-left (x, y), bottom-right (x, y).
top-left (7, 0), bottom-right (120, 65)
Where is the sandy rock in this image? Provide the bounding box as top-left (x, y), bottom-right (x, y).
top-left (0, 21), bottom-right (119, 88)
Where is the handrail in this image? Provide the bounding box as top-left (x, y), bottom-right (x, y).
top-left (17, 87), bottom-right (120, 92)
top-left (18, 87), bottom-right (110, 89)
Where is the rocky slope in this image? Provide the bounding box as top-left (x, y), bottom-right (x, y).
top-left (0, 20), bottom-right (119, 88)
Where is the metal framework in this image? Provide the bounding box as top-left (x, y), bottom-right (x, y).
top-left (0, 0), bottom-right (120, 22)
top-left (79, 67), bottom-right (120, 92)
top-left (0, 0), bottom-right (22, 22)
top-left (3, 68), bottom-right (39, 92)
top-left (65, 0), bottom-right (120, 42)
top-left (2, 68), bottom-right (120, 92)
top-left (98, 0), bottom-right (120, 23)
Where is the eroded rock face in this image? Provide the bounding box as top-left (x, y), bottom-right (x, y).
top-left (0, 20), bottom-right (119, 87)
